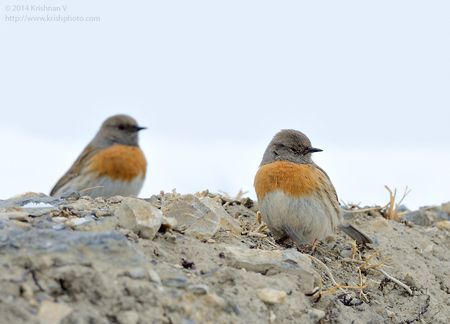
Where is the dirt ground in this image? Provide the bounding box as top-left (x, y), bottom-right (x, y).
top-left (0, 192), bottom-right (449, 324)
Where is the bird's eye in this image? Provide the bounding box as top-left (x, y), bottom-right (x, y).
top-left (118, 124), bottom-right (125, 130)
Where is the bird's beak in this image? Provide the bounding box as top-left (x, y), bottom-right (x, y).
top-left (307, 147), bottom-right (323, 153)
top-left (135, 126), bottom-right (147, 131)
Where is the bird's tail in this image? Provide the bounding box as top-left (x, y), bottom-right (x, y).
top-left (339, 224), bottom-right (372, 245)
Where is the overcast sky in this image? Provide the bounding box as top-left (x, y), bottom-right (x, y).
top-left (1, 1), bottom-right (449, 209)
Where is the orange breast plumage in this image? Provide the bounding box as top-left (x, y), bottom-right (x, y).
top-left (88, 144), bottom-right (147, 181)
top-left (254, 161), bottom-right (324, 200)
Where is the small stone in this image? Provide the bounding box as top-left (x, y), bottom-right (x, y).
top-left (404, 208), bottom-right (450, 226)
top-left (269, 310), bottom-right (276, 323)
top-left (386, 309), bottom-right (396, 318)
top-left (224, 246), bottom-right (318, 291)
top-left (147, 269), bottom-right (161, 284)
top-left (116, 197), bottom-right (163, 239)
top-left (116, 311), bottom-right (139, 324)
top-left (38, 300), bottom-right (73, 324)
top-left (162, 194), bottom-right (220, 240)
top-left (404, 273), bottom-right (418, 289)
top-left (200, 197), bottom-right (241, 235)
top-left (125, 267), bottom-right (148, 279)
top-left (187, 284), bottom-right (209, 295)
top-left (162, 276), bottom-right (188, 288)
top-left (436, 221), bottom-right (450, 231)
top-left (66, 216), bottom-right (94, 227)
top-left (5, 211), bottom-right (30, 222)
top-left (308, 308), bottom-right (325, 322)
top-left (257, 288), bottom-right (287, 304)
top-left (205, 293), bottom-right (227, 310)
top-left (441, 202), bottom-right (450, 214)
top-left (161, 216), bottom-right (177, 230)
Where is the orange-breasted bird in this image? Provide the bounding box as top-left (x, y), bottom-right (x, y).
top-left (50, 114), bottom-right (147, 198)
top-left (254, 129), bottom-right (371, 246)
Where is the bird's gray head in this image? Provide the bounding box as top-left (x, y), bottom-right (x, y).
top-left (260, 129), bottom-right (323, 165)
top-left (93, 114), bottom-right (146, 147)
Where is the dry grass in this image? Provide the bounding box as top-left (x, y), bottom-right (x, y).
top-left (344, 185), bottom-right (411, 222)
top-left (308, 240), bottom-right (413, 303)
top-left (383, 185), bottom-right (411, 220)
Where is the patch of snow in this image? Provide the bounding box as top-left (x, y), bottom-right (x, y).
top-left (22, 202), bottom-right (54, 208)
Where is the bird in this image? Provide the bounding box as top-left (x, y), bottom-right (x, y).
top-left (50, 114), bottom-right (147, 198)
top-left (254, 129), bottom-right (371, 247)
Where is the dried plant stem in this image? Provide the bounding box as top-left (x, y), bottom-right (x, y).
top-left (377, 269), bottom-right (413, 296)
top-left (345, 207), bottom-right (384, 214)
top-left (308, 255), bottom-right (346, 293)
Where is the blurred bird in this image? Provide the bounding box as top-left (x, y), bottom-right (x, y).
top-left (51, 114), bottom-right (147, 198)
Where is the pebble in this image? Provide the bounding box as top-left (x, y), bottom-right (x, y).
top-left (187, 284), bottom-right (209, 295)
top-left (162, 194), bottom-right (220, 240)
top-left (224, 246), bottom-right (317, 291)
top-left (37, 300), bottom-right (73, 324)
top-left (116, 197), bottom-right (163, 239)
top-left (116, 311), bottom-right (139, 324)
top-left (125, 267), bottom-right (148, 280)
top-left (162, 276), bottom-right (189, 288)
top-left (308, 308), bottom-right (326, 322)
top-left (256, 288), bottom-right (287, 304)
top-left (436, 221), bottom-right (450, 231)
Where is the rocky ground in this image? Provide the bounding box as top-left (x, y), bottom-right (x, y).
top-left (0, 191), bottom-right (449, 324)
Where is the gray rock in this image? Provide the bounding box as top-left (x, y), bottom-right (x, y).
top-left (187, 284), bottom-right (209, 295)
top-left (223, 246), bottom-right (318, 291)
top-left (161, 276), bottom-right (188, 288)
top-left (116, 197), bottom-right (163, 239)
top-left (37, 300), bottom-right (73, 324)
top-left (404, 208), bottom-right (450, 226)
top-left (256, 288), bottom-right (287, 304)
top-left (162, 195), bottom-right (220, 240)
top-left (0, 228), bottom-right (146, 267)
top-left (0, 192), bottom-right (60, 210)
top-left (199, 196), bottom-right (241, 235)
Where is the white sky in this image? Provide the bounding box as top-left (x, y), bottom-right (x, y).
top-left (1, 1), bottom-right (449, 209)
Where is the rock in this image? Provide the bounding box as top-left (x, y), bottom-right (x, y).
top-left (65, 215), bottom-right (95, 228)
top-left (161, 275), bottom-right (189, 288)
top-left (204, 293), bottom-right (227, 310)
top-left (0, 192), bottom-right (59, 210)
top-left (404, 208), bottom-right (450, 226)
top-left (308, 308), bottom-right (326, 322)
top-left (436, 220), bottom-right (450, 231)
top-left (116, 197), bottom-right (163, 239)
top-left (223, 246), bottom-right (317, 291)
top-left (441, 202), bottom-right (450, 214)
top-left (162, 194), bottom-right (220, 240)
top-left (256, 288), bottom-right (287, 304)
top-left (0, 229), bottom-right (146, 267)
top-left (2, 211), bottom-right (31, 222)
top-left (404, 273), bottom-right (419, 289)
top-left (116, 311), bottom-right (139, 324)
top-left (200, 196), bottom-right (241, 235)
top-left (70, 216), bottom-right (119, 232)
top-left (37, 300), bottom-right (73, 324)
top-left (124, 267), bottom-right (148, 279)
top-left (161, 216), bottom-right (177, 230)
top-left (187, 284), bottom-right (209, 295)
top-left (148, 269), bottom-right (162, 284)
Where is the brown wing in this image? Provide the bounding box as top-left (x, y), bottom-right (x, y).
top-left (314, 164), bottom-right (340, 215)
top-left (315, 165), bottom-right (372, 244)
top-left (50, 144), bottom-right (97, 196)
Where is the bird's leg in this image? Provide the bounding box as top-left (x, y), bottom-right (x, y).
top-left (311, 239), bottom-right (319, 254)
